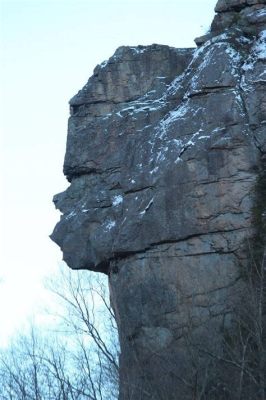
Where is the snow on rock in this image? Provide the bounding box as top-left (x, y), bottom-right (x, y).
top-left (139, 198), bottom-right (154, 215)
top-left (254, 30), bottom-right (266, 60)
top-left (51, 4), bottom-right (266, 399)
top-left (104, 220), bottom-right (116, 231)
top-left (112, 195), bottom-right (123, 206)
top-left (65, 210), bottom-right (76, 220)
top-left (242, 30), bottom-right (266, 71)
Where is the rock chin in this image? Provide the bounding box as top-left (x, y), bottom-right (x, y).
top-left (51, 0), bottom-right (266, 398)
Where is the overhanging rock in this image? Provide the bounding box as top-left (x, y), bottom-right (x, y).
top-left (51, 0), bottom-right (266, 398)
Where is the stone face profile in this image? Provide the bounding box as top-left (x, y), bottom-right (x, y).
top-left (51, 0), bottom-right (266, 398)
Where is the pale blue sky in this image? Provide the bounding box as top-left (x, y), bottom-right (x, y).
top-left (0, 0), bottom-right (217, 345)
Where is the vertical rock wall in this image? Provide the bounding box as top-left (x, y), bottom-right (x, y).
top-left (51, 0), bottom-right (266, 398)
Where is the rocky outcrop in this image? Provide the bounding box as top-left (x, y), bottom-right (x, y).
top-left (51, 0), bottom-right (266, 398)
top-left (196, 0), bottom-right (266, 44)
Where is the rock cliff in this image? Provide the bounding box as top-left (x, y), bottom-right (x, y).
top-left (51, 0), bottom-right (266, 398)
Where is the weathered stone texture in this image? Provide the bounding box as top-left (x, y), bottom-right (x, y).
top-left (215, 0), bottom-right (266, 13)
top-left (51, 0), bottom-right (266, 398)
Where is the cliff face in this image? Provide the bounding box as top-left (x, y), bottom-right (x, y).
top-left (51, 0), bottom-right (266, 398)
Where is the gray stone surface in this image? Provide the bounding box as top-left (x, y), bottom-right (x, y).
top-left (215, 0), bottom-right (266, 13)
top-left (195, 0), bottom-right (266, 44)
top-left (51, 0), bottom-right (266, 398)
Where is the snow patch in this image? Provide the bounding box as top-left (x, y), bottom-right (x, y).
top-left (193, 33), bottom-right (229, 60)
top-left (140, 198), bottom-right (154, 215)
top-left (100, 60), bottom-right (108, 68)
top-left (102, 113), bottom-right (112, 120)
top-left (198, 135), bottom-right (210, 140)
top-left (150, 166), bottom-right (159, 175)
top-left (130, 47), bottom-right (146, 54)
top-left (242, 62), bottom-right (254, 72)
top-left (172, 139), bottom-right (182, 147)
top-left (166, 71), bottom-right (186, 96)
top-left (255, 30), bottom-right (266, 59)
top-left (136, 124), bottom-right (152, 132)
top-left (118, 101), bottom-right (163, 117)
top-left (112, 195), bottom-right (123, 206)
top-left (66, 211), bottom-right (76, 220)
top-left (242, 30), bottom-right (266, 71)
top-left (225, 46), bottom-right (241, 63)
top-left (104, 220), bottom-right (116, 231)
top-left (173, 129), bottom-right (204, 163)
top-left (159, 102), bottom-right (189, 138)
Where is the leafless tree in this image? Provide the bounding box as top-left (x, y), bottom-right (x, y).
top-left (184, 249), bottom-right (266, 400)
top-left (0, 247), bottom-right (264, 400)
top-left (0, 268), bottom-right (119, 400)
top-left (46, 267), bottom-right (119, 396)
top-left (125, 248), bottom-right (265, 400)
